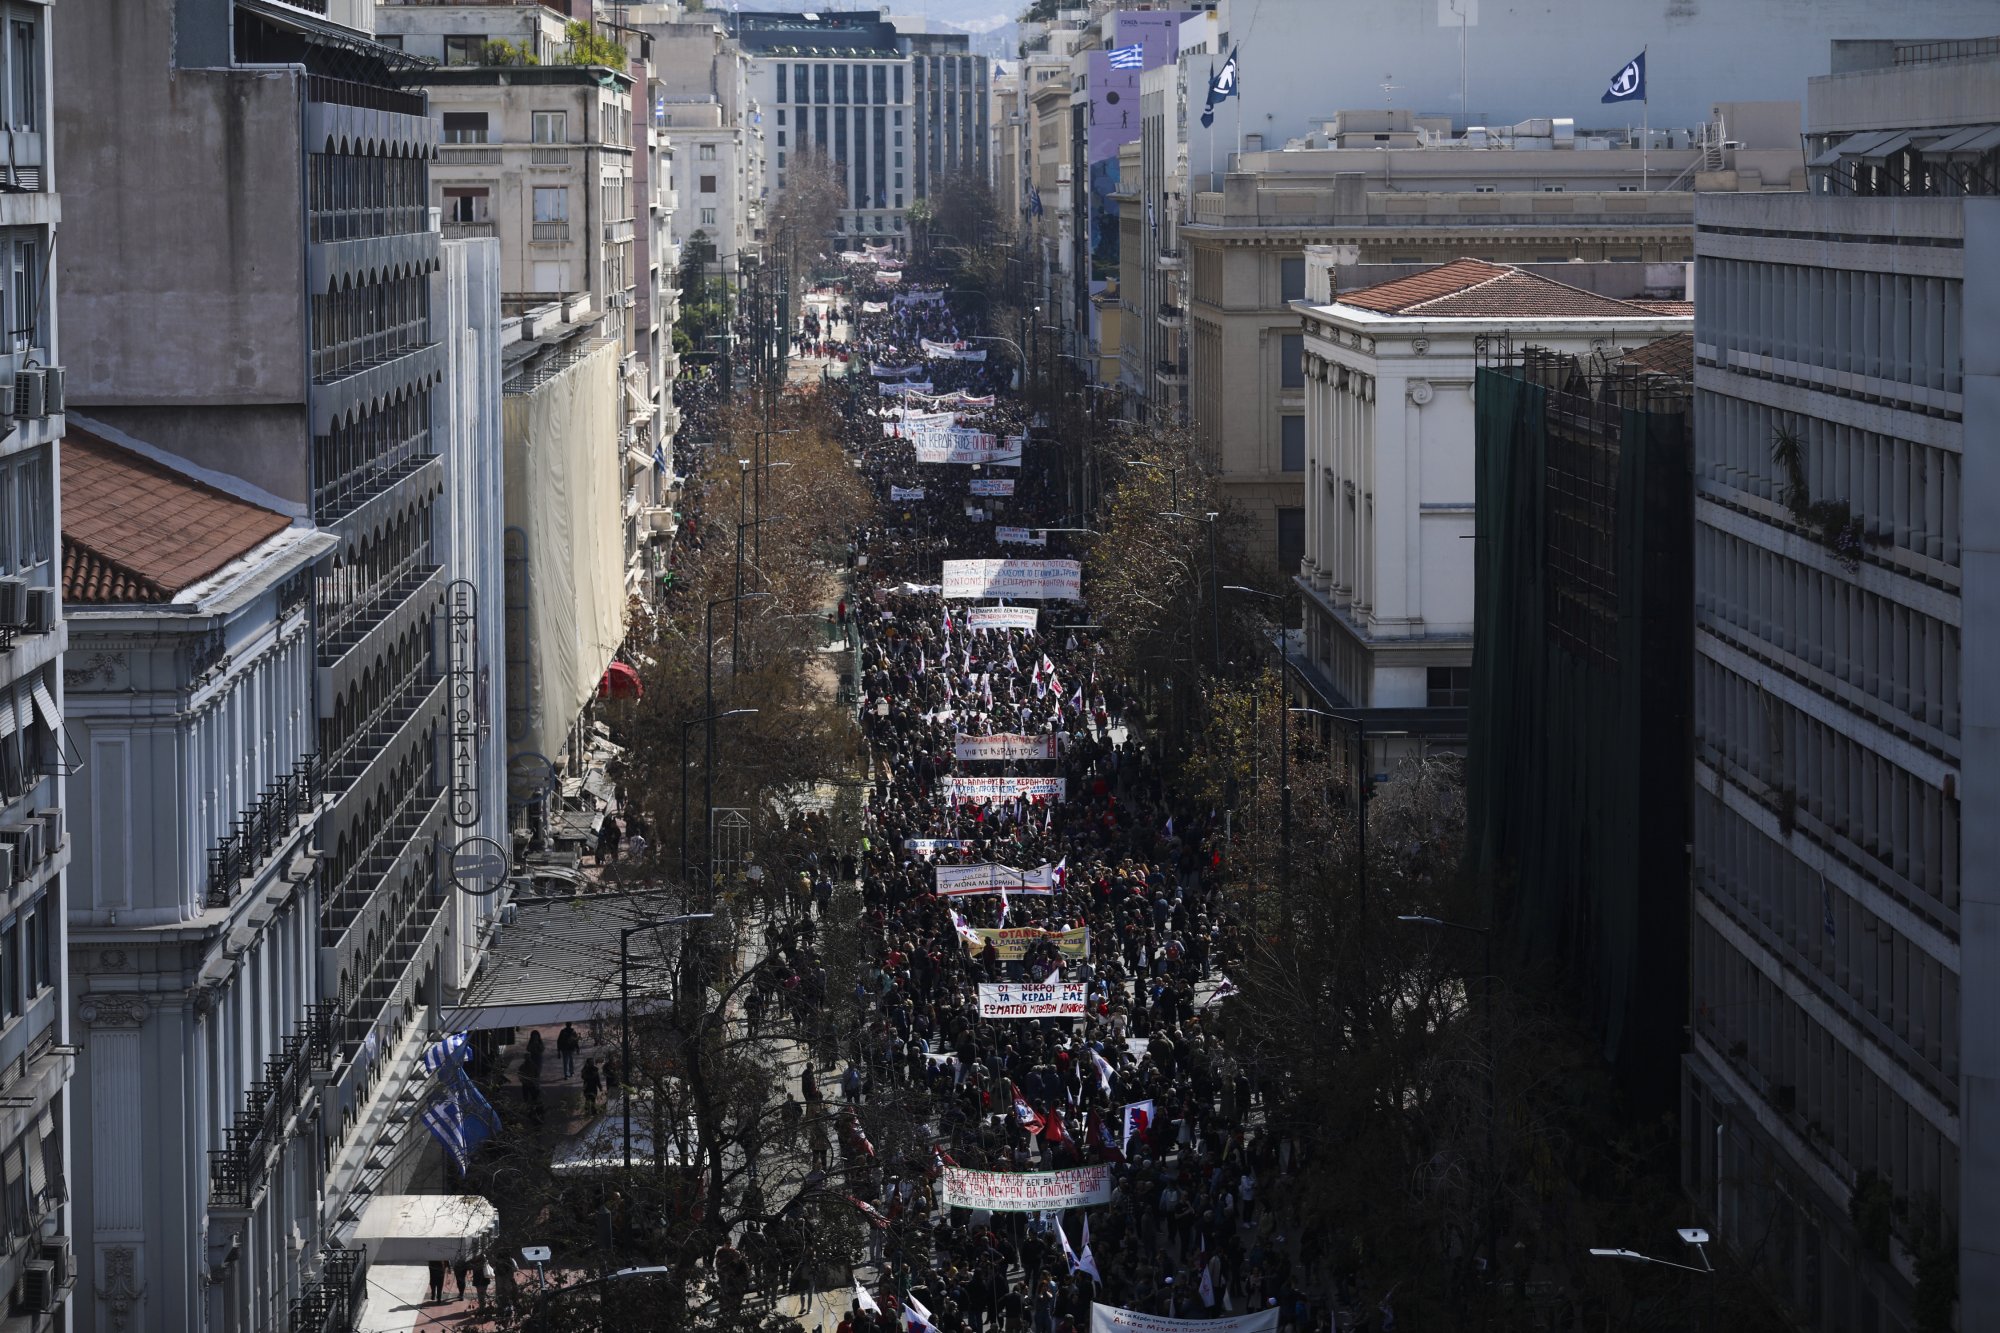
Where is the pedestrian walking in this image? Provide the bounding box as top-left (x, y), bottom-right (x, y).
top-left (474, 1257), bottom-right (493, 1310)
top-left (557, 1022), bottom-right (580, 1079)
top-left (582, 1057), bottom-right (602, 1113)
top-left (596, 812), bottom-right (622, 866)
top-left (426, 1259), bottom-right (446, 1304)
top-left (452, 1256), bottom-right (469, 1299)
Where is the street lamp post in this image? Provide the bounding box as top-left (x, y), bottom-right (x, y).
top-left (1399, 913), bottom-right (1497, 1298)
top-left (621, 912), bottom-right (715, 1174)
top-left (1588, 1230), bottom-right (1716, 1331)
top-left (682, 710), bottom-right (757, 885)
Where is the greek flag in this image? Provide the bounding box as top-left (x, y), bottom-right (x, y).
top-left (1107, 43), bottom-right (1144, 70)
top-left (420, 1070), bottom-right (501, 1172)
top-left (1601, 50), bottom-right (1646, 103)
top-left (1028, 186), bottom-right (1044, 218)
top-left (653, 440), bottom-right (668, 473)
top-left (421, 1031), bottom-right (470, 1075)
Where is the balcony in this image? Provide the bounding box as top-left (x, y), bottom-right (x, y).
top-left (206, 755), bottom-right (323, 909)
top-left (1156, 302), bottom-right (1185, 328)
top-left (438, 144), bottom-right (501, 165)
top-left (442, 220), bottom-right (496, 239)
top-left (289, 1245), bottom-right (367, 1333)
top-left (532, 221), bottom-right (571, 243)
top-left (1155, 359), bottom-right (1188, 387)
top-left (209, 1004), bottom-right (335, 1210)
top-left (1156, 248), bottom-right (1183, 270)
top-left (530, 146), bottom-right (571, 166)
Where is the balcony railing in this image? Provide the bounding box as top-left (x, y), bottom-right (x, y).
top-left (442, 220), bottom-right (497, 239)
top-left (532, 221), bottom-right (571, 242)
top-left (1156, 248), bottom-right (1183, 269)
top-left (1156, 303), bottom-right (1186, 325)
top-left (289, 1244), bottom-right (368, 1333)
top-left (206, 755), bottom-right (323, 908)
top-left (209, 1004), bottom-right (336, 1210)
top-left (530, 146), bottom-right (571, 166)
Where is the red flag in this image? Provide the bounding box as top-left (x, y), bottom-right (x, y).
top-left (1009, 1082), bottom-right (1045, 1136)
top-left (846, 1195), bottom-right (890, 1229)
top-left (1044, 1105), bottom-right (1068, 1146)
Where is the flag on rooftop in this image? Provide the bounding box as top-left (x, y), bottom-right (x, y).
top-left (1200, 47), bottom-right (1239, 128)
top-left (1601, 50), bottom-right (1646, 103)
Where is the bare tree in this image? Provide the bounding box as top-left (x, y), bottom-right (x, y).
top-left (767, 147), bottom-right (848, 278)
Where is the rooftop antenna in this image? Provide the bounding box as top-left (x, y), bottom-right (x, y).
top-left (1380, 74), bottom-right (1401, 109)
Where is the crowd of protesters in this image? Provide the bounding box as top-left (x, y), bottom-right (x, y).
top-left (799, 279), bottom-right (1360, 1333)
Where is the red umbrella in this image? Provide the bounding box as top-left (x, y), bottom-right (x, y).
top-left (598, 661), bottom-right (643, 700)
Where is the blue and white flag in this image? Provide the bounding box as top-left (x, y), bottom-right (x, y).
top-left (1107, 43), bottom-right (1144, 70)
top-left (1601, 50), bottom-right (1646, 103)
top-left (1199, 47), bottom-right (1239, 128)
top-left (421, 1031), bottom-right (470, 1075)
top-left (421, 1070), bottom-right (500, 1172)
top-left (653, 441), bottom-right (669, 474)
top-left (1028, 186), bottom-right (1044, 218)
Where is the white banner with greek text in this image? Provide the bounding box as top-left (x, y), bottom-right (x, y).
top-left (967, 606), bottom-right (1039, 631)
top-left (1090, 1306), bottom-right (1279, 1333)
top-left (941, 1166), bottom-right (1112, 1211)
top-left (934, 862), bottom-right (1056, 894)
top-left (995, 526), bottom-right (1047, 547)
top-left (969, 478), bottom-right (1015, 497)
top-left (942, 559), bottom-right (1081, 602)
top-left (941, 776), bottom-right (1067, 802)
top-left (954, 733), bottom-right (1058, 761)
top-left (978, 982), bottom-right (1087, 1018)
top-left (890, 487), bottom-right (926, 502)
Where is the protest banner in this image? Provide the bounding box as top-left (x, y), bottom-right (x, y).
top-left (969, 478), bottom-right (1016, 497)
top-left (1089, 1306), bottom-right (1279, 1333)
top-left (921, 338), bottom-right (988, 362)
top-left (904, 838), bottom-right (975, 856)
top-left (941, 559), bottom-right (1082, 602)
top-left (954, 733), bottom-right (1058, 761)
top-left (934, 862), bottom-right (1055, 894)
top-left (914, 430), bottom-right (1022, 467)
top-left (995, 526), bottom-right (1047, 547)
top-left (967, 606), bottom-right (1039, 631)
top-left (890, 486), bottom-right (926, 502)
top-left (978, 983), bottom-right (1087, 1018)
top-left (942, 776), bottom-right (1067, 802)
top-left (961, 926), bottom-right (1090, 961)
top-left (880, 380), bottom-right (935, 396)
top-left (940, 1166), bottom-right (1112, 1212)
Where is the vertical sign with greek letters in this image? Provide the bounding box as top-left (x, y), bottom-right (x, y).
top-left (447, 579), bottom-right (481, 829)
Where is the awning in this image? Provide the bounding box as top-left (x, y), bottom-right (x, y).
top-left (351, 1194), bottom-right (497, 1265)
top-left (441, 891), bottom-right (706, 1031)
top-left (1808, 129), bottom-right (1901, 167)
top-left (1855, 131), bottom-right (1914, 162)
top-left (1925, 124), bottom-right (2000, 157)
top-left (598, 660), bottom-right (643, 699)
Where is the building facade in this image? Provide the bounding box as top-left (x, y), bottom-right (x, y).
top-left (58, 0), bottom-right (488, 1321)
top-left (0, 0), bottom-right (72, 1322)
top-left (728, 9), bottom-right (986, 246)
top-left (1293, 258), bottom-right (1686, 759)
top-left (1685, 37), bottom-right (2000, 1332)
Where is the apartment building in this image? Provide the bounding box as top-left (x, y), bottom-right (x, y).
top-left (56, 0), bottom-right (505, 1323)
top-left (643, 4), bottom-right (763, 285)
top-left (726, 8), bottom-right (986, 246)
top-left (1685, 38), bottom-right (2000, 1332)
top-left (1292, 256), bottom-right (1686, 755)
top-left (0, 0), bottom-right (72, 1324)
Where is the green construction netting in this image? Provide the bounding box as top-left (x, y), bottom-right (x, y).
top-left (1466, 366), bottom-right (1692, 1112)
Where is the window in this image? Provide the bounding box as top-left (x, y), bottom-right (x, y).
top-left (5, 18), bottom-right (34, 133)
top-left (777, 130), bottom-right (786, 147)
top-left (777, 109), bottom-right (786, 126)
top-left (814, 64), bottom-right (828, 104)
top-left (1276, 509), bottom-right (1305, 581)
top-left (444, 188), bottom-right (490, 223)
top-left (441, 112), bottom-right (488, 144)
top-left (1618, 184), bottom-right (1640, 192)
top-left (2, 919), bottom-right (19, 1020)
top-left (698, 143), bottom-right (717, 161)
top-left (1281, 415), bottom-right (1305, 471)
top-left (1427, 666), bottom-right (1470, 709)
top-left (533, 186), bottom-right (568, 222)
top-left (7, 237), bottom-right (35, 352)
top-left (776, 152), bottom-right (785, 169)
top-left (1280, 333), bottom-right (1303, 390)
top-left (894, 129), bottom-right (904, 146)
top-left (1541, 184), bottom-right (1565, 193)
top-left (1280, 256), bottom-right (1306, 303)
top-left (443, 35), bottom-right (485, 66)
top-left (700, 174), bottom-right (717, 194)
top-left (834, 65), bottom-right (847, 104)
top-left (375, 33), bottom-right (402, 50)
top-left (776, 64), bottom-right (788, 103)
top-left (894, 150), bottom-right (904, 167)
top-left (1474, 183), bottom-right (1497, 193)
top-left (894, 172), bottom-right (903, 189)
top-left (532, 111), bottom-right (566, 144)
top-left (701, 207), bottom-right (717, 225)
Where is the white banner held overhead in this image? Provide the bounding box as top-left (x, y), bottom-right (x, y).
top-left (940, 1166), bottom-right (1112, 1212)
top-left (904, 838), bottom-right (976, 856)
top-left (890, 486), bottom-right (926, 502)
top-left (921, 338), bottom-right (989, 362)
top-left (913, 431), bottom-right (1023, 468)
top-left (934, 862), bottom-right (1056, 894)
top-left (954, 733), bottom-right (1058, 761)
top-left (942, 776), bottom-right (1067, 802)
top-left (880, 380), bottom-right (936, 397)
top-left (995, 526), bottom-right (1047, 547)
top-left (969, 478), bottom-right (1015, 497)
top-left (967, 606), bottom-right (1039, 631)
top-left (978, 982), bottom-right (1087, 1018)
top-left (1089, 1306), bottom-right (1280, 1333)
top-left (942, 559), bottom-right (1081, 602)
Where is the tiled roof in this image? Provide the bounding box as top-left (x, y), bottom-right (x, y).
top-left (61, 426), bottom-right (292, 605)
top-left (1336, 258), bottom-right (1669, 319)
top-left (1617, 332), bottom-right (1695, 379)
top-left (1627, 299), bottom-right (1695, 316)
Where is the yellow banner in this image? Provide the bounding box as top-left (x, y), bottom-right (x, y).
top-left (962, 926), bottom-right (1089, 961)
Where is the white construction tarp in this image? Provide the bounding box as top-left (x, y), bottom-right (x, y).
top-left (503, 339), bottom-right (626, 767)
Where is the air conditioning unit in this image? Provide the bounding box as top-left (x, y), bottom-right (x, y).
top-left (23, 587), bottom-right (53, 633)
top-left (0, 577), bottom-right (25, 626)
top-left (11, 368), bottom-right (44, 420)
top-left (41, 365), bottom-right (61, 416)
top-left (0, 844), bottom-right (15, 891)
top-left (34, 808), bottom-right (61, 855)
top-left (41, 1236), bottom-right (70, 1289)
top-left (4, 822), bottom-right (44, 868)
top-left (18, 1258), bottom-right (54, 1313)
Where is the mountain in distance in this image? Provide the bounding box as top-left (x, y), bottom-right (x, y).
top-left (821, 0), bottom-right (1021, 57)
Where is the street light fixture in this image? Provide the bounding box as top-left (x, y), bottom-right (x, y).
top-left (1586, 1228), bottom-right (1714, 1275)
top-left (620, 912), bottom-right (715, 1174)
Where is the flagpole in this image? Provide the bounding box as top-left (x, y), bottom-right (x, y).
top-left (1641, 45), bottom-right (1650, 191)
